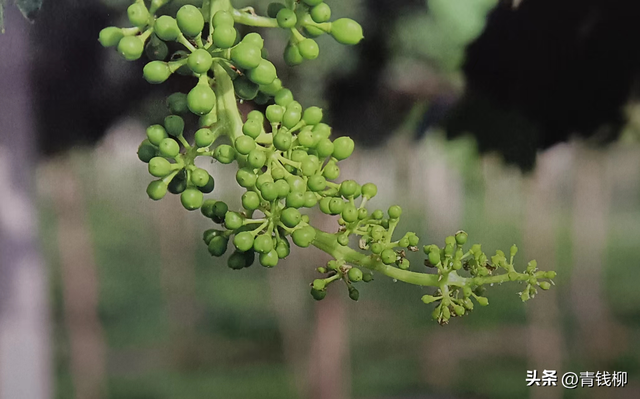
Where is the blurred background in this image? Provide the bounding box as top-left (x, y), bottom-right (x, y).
top-left (1, 0), bottom-right (640, 398)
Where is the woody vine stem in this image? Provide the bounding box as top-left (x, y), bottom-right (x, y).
top-left (99, 0), bottom-right (556, 325)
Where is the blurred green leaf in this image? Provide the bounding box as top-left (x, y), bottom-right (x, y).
top-left (16, 0), bottom-right (43, 20)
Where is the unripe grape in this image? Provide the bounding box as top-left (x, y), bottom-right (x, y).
top-left (319, 197), bottom-right (331, 214)
top-left (231, 42), bottom-right (262, 69)
top-left (539, 281), bottom-right (551, 290)
top-left (339, 180), bottom-right (358, 198)
top-left (388, 205), bottom-right (402, 219)
top-left (224, 212), bottom-right (243, 231)
top-left (284, 43), bottom-right (304, 66)
top-left (181, 188), bottom-right (204, 210)
top-left (165, 93), bottom-right (188, 115)
top-left (145, 36), bottom-right (169, 60)
top-left (191, 168), bottom-right (210, 187)
top-left (455, 231), bottom-right (468, 245)
top-left (155, 16), bottom-right (180, 41)
top-left (235, 136), bottom-right (256, 155)
top-left (254, 234), bottom-right (274, 254)
top-left (158, 138), bottom-right (180, 158)
top-left (267, 2), bottom-right (286, 18)
top-left (342, 204), bottom-right (358, 223)
top-left (303, 192), bottom-right (317, 208)
top-left (274, 89), bottom-right (294, 106)
top-left (187, 49), bottom-right (213, 74)
top-left (214, 144), bottom-right (236, 164)
top-left (476, 296), bottom-right (489, 306)
top-left (381, 249), bottom-right (396, 265)
top-left (510, 245), bottom-right (518, 257)
top-left (117, 36), bottom-right (144, 61)
top-left (164, 115), bottom-right (185, 137)
top-left (312, 279), bottom-right (326, 291)
top-left (242, 191), bottom-right (261, 211)
top-left (146, 125), bottom-right (168, 146)
top-left (347, 267), bottom-right (364, 283)
top-left (201, 200), bottom-right (218, 218)
top-left (358, 208), bottom-right (368, 220)
top-left (272, 166), bottom-right (286, 181)
top-left (297, 130), bottom-right (316, 149)
top-left (282, 109), bottom-right (302, 129)
top-left (371, 243), bottom-right (383, 254)
top-left (362, 183), bottom-right (377, 199)
top-left (304, 25), bottom-right (324, 38)
top-left (212, 10), bottom-right (234, 27)
top-left (275, 239), bottom-right (291, 259)
top-left (310, 288), bottom-right (326, 301)
top-left (313, 123), bottom-right (331, 139)
top-left (247, 149), bottom-right (267, 168)
top-left (307, 175), bottom-right (326, 192)
top-left (332, 136), bottom-right (355, 160)
top-left (266, 104), bottom-right (285, 123)
top-left (274, 131), bottom-right (293, 151)
top-left (243, 32), bottom-right (264, 49)
top-left (292, 226), bottom-right (316, 247)
top-left (298, 39), bottom-right (320, 60)
top-left (428, 250), bottom-right (440, 266)
top-left (99, 27), bottom-right (123, 47)
top-left (348, 287), bottom-right (359, 301)
top-left (276, 8), bottom-right (297, 28)
top-left (213, 25), bottom-right (237, 48)
top-left (188, 83), bottom-right (216, 115)
top-left (143, 61), bottom-right (171, 84)
top-left (146, 180), bottom-right (168, 200)
top-left (286, 192), bottom-right (305, 209)
top-left (330, 18), bottom-right (364, 45)
top-left (199, 177), bottom-right (215, 196)
top-left (256, 173), bottom-right (274, 190)
top-left (228, 251), bottom-right (248, 270)
top-left (259, 78), bottom-right (282, 96)
top-left (303, 0), bottom-right (324, 6)
top-left (322, 162), bottom-right (340, 180)
top-left (148, 157), bottom-right (172, 177)
top-left (302, 106), bottom-right (323, 125)
top-left (176, 5), bottom-right (204, 37)
top-left (259, 250), bottom-right (279, 267)
top-left (316, 138), bottom-right (335, 159)
top-left (194, 128), bottom-right (215, 148)
top-left (274, 179), bottom-right (290, 198)
top-left (310, 3), bottom-right (331, 23)
top-left (127, 2), bottom-right (150, 28)
top-left (247, 59), bottom-right (277, 86)
top-left (233, 76), bottom-right (260, 101)
top-left (281, 208), bottom-right (301, 228)
top-left (236, 168), bottom-right (257, 188)
top-left (329, 198), bottom-right (345, 215)
top-left (233, 231), bottom-right (254, 252)
top-left (208, 236), bottom-right (229, 257)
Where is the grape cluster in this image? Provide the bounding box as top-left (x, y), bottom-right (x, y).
top-left (100, 0), bottom-right (556, 324)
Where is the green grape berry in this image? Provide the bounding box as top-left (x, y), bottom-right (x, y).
top-left (191, 168), bottom-right (210, 187)
top-left (233, 76), bottom-right (260, 101)
top-left (146, 125), bottom-right (168, 146)
top-left (348, 268), bottom-right (363, 282)
top-left (213, 24), bottom-right (237, 49)
top-left (281, 208), bottom-right (301, 228)
top-left (337, 233), bottom-right (349, 246)
top-left (214, 145), bottom-right (236, 164)
top-left (341, 204), bottom-right (358, 223)
top-left (260, 182), bottom-right (278, 201)
top-left (187, 83), bottom-right (216, 115)
top-left (381, 249), bottom-right (396, 265)
top-left (259, 250), bottom-right (279, 267)
top-left (167, 170), bottom-right (187, 194)
top-left (310, 3), bottom-right (331, 23)
top-left (247, 59), bottom-right (277, 86)
top-left (164, 115), bottom-right (185, 137)
top-left (276, 8), bottom-right (297, 28)
top-left (194, 128), bottom-right (215, 148)
top-left (319, 197), bottom-right (331, 214)
top-left (225, 212), bottom-right (244, 231)
top-left (322, 162), bottom-right (340, 180)
top-left (302, 106), bottom-right (323, 125)
top-left (148, 157), bottom-right (172, 177)
top-left (242, 32), bottom-right (264, 49)
top-left (231, 42), bottom-right (262, 69)
top-left (127, 2), bottom-right (150, 28)
top-left (274, 89), bottom-right (294, 106)
top-left (188, 49), bottom-right (213, 74)
top-left (145, 36), bottom-right (169, 61)
top-left (362, 183), bottom-right (377, 199)
top-left (273, 131), bottom-right (293, 151)
top-left (298, 39), bottom-right (320, 60)
top-left (274, 179), bottom-right (290, 198)
top-left (155, 16), bottom-right (180, 41)
top-left (330, 18), bottom-right (364, 45)
top-left (181, 188), bottom-right (204, 210)
top-left (247, 149), bottom-right (267, 168)
top-left (388, 205), bottom-right (402, 219)
top-left (242, 191), bottom-right (261, 211)
top-left (275, 239), bottom-right (290, 259)
top-left (292, 226), bottom-right (316, 247)
top-left (267, 2), bottom-right (286, 18)
top-left (233, 231), bottom-right (254, 252)
top-left (228, 250), bottom-right (248, 270)
top-left (166, 93), bottom-right (189, 114)
top-left (146, 180), bottom-right (168, 200)
top-left (253, 234), bottom-right (274, 254)
top-left (235, 136), bottom-right (256, 155)
top-left (176, 5), bottom-right (205, 37)
top-left (282, 109), bottom-right (302, 129)
top-left (286, 192), bottom-right (305, 208)
top-left (311, 288), bottom-right (326, 301)
top-left (332, 137), bottom-right (355, 160)
top-left (158, 138), bottom-right (180, 158)
top-left (329, 198), bottom-right (345, 215)
top-left (284, 43), bottom-right (304, 66)
top-left (236, 168), bottom-right (257, 188)
top-left (117, 36), bottom-right (144, 61)
top-left (208, 236), bottom-right (229, 257)
top-left (212, 10), bottom-right (234, 27)
top-left (307, 175), bottom-right (326, 192)
top-left (316, 138), bottom-right (335, 159)
top-left (143, 61), bottom-right (171, 84)
top-left (266, 105), bottom-right (285, 123)
top-left (99, 27), bottom-right (123, 47)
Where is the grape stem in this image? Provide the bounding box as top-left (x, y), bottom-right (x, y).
top-left (232, 9), bottom-right (279, 28)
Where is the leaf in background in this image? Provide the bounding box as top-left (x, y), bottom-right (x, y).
top-left (16, 0), bottom-right (43, 21)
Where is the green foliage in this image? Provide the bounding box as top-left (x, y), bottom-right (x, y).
top-left (99, 0), bottom-right (556, 324)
